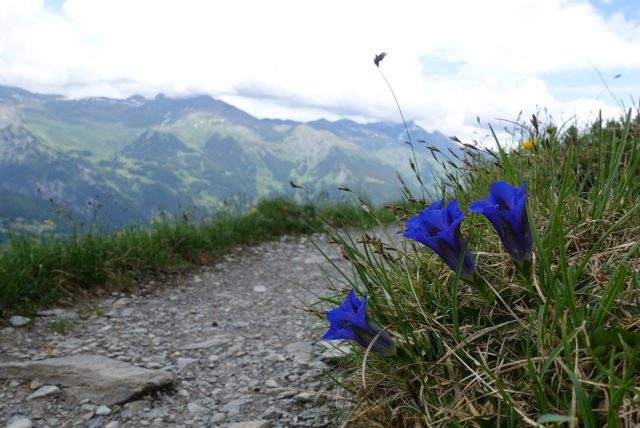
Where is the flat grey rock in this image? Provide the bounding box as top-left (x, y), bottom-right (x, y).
top-left (8, 316), bottom-right (30, 327)
top-left (0, 354), bottom-right (175, 405)
top-left (6, 417), bottom-right (33, 428)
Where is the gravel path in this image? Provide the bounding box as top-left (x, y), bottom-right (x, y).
top-left (0, 234), bottom-right (351, 428)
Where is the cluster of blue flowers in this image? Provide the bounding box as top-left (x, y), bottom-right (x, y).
top-left (322, 180), bottom-right (533, 356)
top-left (405, 180), bottom-right (533, 277)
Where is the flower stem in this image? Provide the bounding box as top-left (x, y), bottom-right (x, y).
top-left (467, 274), bottom-right (494, 304)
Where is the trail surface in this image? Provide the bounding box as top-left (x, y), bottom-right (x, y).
top-left (0, 233), bottom-right (351, 428)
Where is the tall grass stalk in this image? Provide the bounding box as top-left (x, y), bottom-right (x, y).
top-left (375, 54), bottom-right (427, 202)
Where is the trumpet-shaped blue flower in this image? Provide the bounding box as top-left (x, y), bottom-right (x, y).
top-left (404, 200), bottom-right (475, 280)
top-left (469, 180), bottom-right (533, 265)
top-left (323, 290), bottom-right (396, 356)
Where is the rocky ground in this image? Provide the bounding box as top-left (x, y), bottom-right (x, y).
top-left (0, 233), bottom-right (357, 428)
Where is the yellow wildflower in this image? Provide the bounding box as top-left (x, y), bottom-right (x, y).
top-left (522, 139), bottom-right (538, 150)
top-left (250, 207), bottom-right (258, 214)
top-left (115, 230), bottom-right (124, 237)
top-left (150, 218), bottom-right (157, 225)
top-left (44, 219), bottom-right (55, 226)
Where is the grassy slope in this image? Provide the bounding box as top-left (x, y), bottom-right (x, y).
top-left (21, 108), bottom-right (415, 210)
top-left (0, 197), bottom-right (394, 318)
top-left (317, 113), bottom-right (640, 426)
top-left (24, 110), bottom-right (139, 160)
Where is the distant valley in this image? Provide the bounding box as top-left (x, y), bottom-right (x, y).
top-left (0, 84), bottom-right (460, 235)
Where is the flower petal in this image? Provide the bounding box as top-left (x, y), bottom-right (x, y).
top-left (419, 208), bottom-right (445, 234)
top-left (405, 199), bottom-right (475, 278)
top-left (471, 180), bottom-right (533, 265)
top-left (323, 325), bottom-right (358, 341)
top-left (429, 199), bottom-right (444, 210)
top-left (326, 305), bottom-right (352, 327)
top-left (470, 199), bottom-right (502, 234)
top-left (347, 289), bottom-right (363, 312)
top-left (443, 199), bottom-right (463, 225)
top-left (352, 296), bottom-right (370, 330)
top-left (489, 181), bottom-right (518, 210)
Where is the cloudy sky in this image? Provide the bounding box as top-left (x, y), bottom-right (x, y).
top-left (1, 0), bottom-right (639, 143)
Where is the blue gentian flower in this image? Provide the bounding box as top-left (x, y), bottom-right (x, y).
top-left (404, 199), bottom-right (476, 280)
top-left (469, 180), bottom-right (533, 266)
top-left (323, 290), bottom-right (396, 356)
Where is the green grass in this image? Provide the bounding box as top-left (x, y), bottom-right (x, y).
top-left (25, 111), bottom-right (139, 160)
top-left (315, 112), bottom-right (640, 426)
top-left (0, 197), bottom-right (394, 318)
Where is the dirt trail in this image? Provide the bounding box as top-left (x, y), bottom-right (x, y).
top-left (0, 233), bottom-right (352, 428)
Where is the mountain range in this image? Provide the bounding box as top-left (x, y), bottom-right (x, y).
top-left (0, 84), bottom-right (460, 234)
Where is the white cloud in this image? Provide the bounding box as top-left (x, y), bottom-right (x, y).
top-left (0, 0), bottom-right (639, 145)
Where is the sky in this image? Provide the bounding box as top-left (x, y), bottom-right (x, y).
top-left (1, 0), bottom-right (639, 145)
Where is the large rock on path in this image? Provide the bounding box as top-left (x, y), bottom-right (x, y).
top-left (0, 354), bottom-right (174, 405)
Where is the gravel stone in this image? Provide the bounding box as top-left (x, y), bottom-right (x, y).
top-left (0, 355), bottom-right (174, 405)
top-left (262, 405), bottom-right (288, 419)
top-left (28, 379), bottom-right (42, 390)
top-left (96, 405), bottom-right (111, 415)
top-left (8, 316), bottom-right (30, 328)
top-left (229, 421), bottom-right (270, 428)
top-left (186, 401), bottom-right (208, 415)
top-left (26, 385), bottom-right (60, 400)
top-left (211, 412), bottom-right (226, 424)
top-left (6, 417), bottom-right (33, 428)
top-left (177, 357), bottom-right (198, 373)
top-left (265, 378), bottom-right (280, 388)
top-left (36, 309), bottom-right (76, 320)
top-left (224, 398), bottom-right (249, 415)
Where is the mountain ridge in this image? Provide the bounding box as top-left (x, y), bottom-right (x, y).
top-left (0, 84), bottom-right (460, 234)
